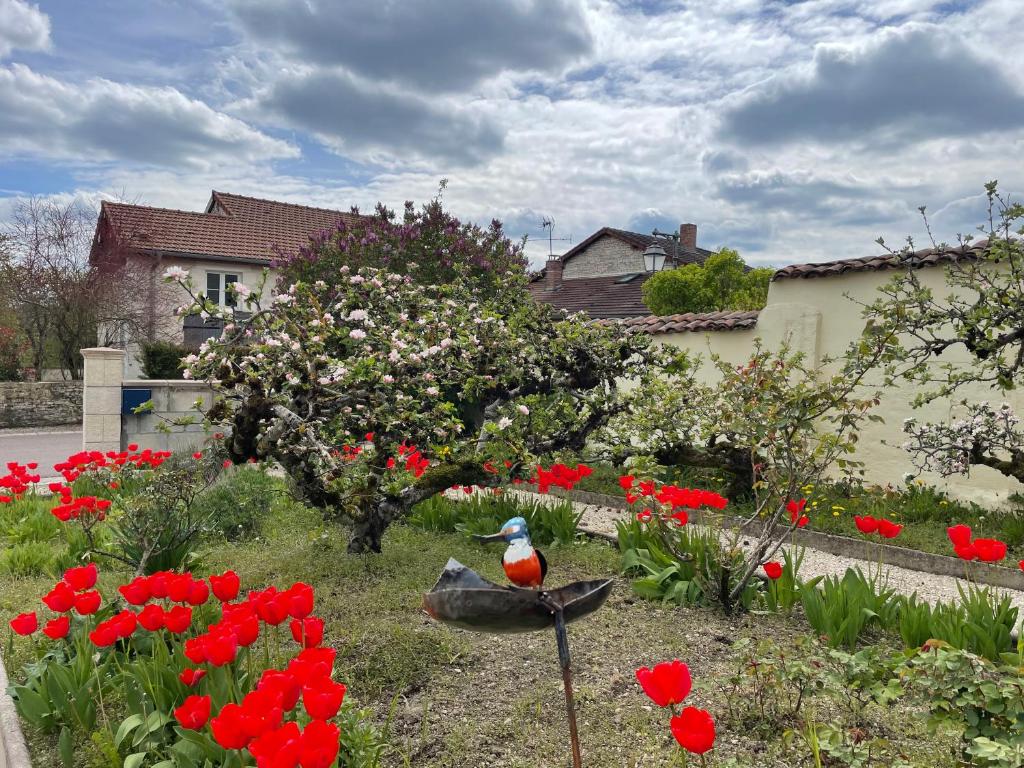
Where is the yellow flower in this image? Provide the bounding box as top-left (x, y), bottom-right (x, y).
top-left (833, 511), bottom-right (840, 517)
top-left (939, 500), bottom-right (948, 506)
top-left (831, 505), bottom-right (845, 511)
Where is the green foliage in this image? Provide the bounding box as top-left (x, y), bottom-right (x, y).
top-left (907, 644), bottom-right (1024, 767)
top-left (191, 465), bottom-right (281, 541)
top-left (641, 248), bottom-right (773, 315)
top-left (138, 340), bottom-right (190, 380)
top-left (897, 585), bottom-right (1016, 662)
top-left (799, 567), bottom-right (899, 649)
top-left (0, 540), bottom-right (56, 576)
top-left (409, 492), bottom-right (581, 547)
top-left (0, 324), bottom-right (24, 380)
top-left (759, 547), bottom-right (803, 615)
top-left (617, 517), bottom-right (758, 610)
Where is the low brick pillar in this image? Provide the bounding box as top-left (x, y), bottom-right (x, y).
top-left (81, 347), bottom-right (126, 453)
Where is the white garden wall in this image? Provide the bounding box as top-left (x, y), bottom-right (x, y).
top-left (657, 266), bottom-right (1024, 508)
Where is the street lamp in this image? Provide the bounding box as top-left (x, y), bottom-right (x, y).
top-left (643, 242), bottom-right (668, 272)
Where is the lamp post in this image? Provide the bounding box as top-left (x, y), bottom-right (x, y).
top-left (642, 242), bottom-right (668, 272)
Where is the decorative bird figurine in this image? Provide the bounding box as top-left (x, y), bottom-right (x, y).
top-left (473, 516), bottom-right (547, 588)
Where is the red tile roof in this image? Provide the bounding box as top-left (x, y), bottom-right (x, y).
top-left (772, 241), bottom-right (987, 281)
top-left (93, 191), bottom-right (361, 263)
top-left (528, 272), bottom-right (655, 318)
top-left (613, 310), bottom-right (760, 334)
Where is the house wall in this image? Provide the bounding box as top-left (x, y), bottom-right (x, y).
top-left (562, 235), bottom-right (646, 279)
top-left (654, 266), bottom-right (1024, 509)
top-left (104, 255), bottom-right (277, 379)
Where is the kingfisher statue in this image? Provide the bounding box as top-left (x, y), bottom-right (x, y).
top-left (473, 516), bottom-right (547, 588)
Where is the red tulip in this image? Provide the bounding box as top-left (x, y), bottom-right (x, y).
top-left (89, 622), bottom-right (119, 647)
top-left (287, 647), bottom-right (337, 686)
top-left (635, 660), bottom-right (692, 708)
top-left (877, 519), bottom-right (903, 539)
top-left (137, 604), bottom-right (165, 632)
top-left (671, 706), bottom-right (716, 755)
top-left (164, 605), bottom-right (193, 634)
top-left (174, 695), bottom-right (211, 730)
top-left (203, 629), bottom-right (238, 667)
top-left (63, 563), bottom-right (97, 591)
top-left (618, 475), bottom-right (635, 490)
top-left (179, 668), bottom-right (207, 687)
top-left (1019, 560), bottom-right (1024, 572)
top-left (762, 562), bottom-right (783, 580)
top-left (252, 588), bottom-right (290, 626)
top-left (148, 571), bottom-right (171, 599)
top-left (290, 617), bottom-right (324, 649)
top-left (112, 609), bottom-right (137, 639)
top-left (286, 582), bottom-right (315, 619)
top-left (947, 524), bottom-right (972, 547)
top-left (974, 538), bottom-right (1007, 563)
top-left (300, 720), bottom-right (341, 768)
top-left (302, 677), bottom-right (346, 720)
top-left (42, 581), bottom-right (76, 613)
top-left (73, 590), bottom-right (101, 616)
top-left (210, 571), bottom-right (241, 602)
top-left (854, 515), bottom-right (879, 534)
top-left (258, 670), bottom-right (302, 711)
top-left (186, 580), bottom-right (209, 606)
top-left (118, 577), bottom-right (151, 606)
top-left (184, 636), bottom-right (207, 665)
top-left (248, 721), bottom-right (301, 767)
top-left (9, 612), bottom-right (37, 636)
top-left (229, 611), bottom-right (261, 647)
top-left (210, 703), bottom-right (253, 749)
top-left (789, 502), bottom-right (809, 528)
top-left (167, 574), bottom-right (194, 603)
top-left (239, 688), bottom-right (285, 739)
top-left (43, 616), bottom-right (70, 639)
top-left (955, 543), bottom-right (978, 561)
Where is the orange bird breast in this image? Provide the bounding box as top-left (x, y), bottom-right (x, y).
top-left (503, 551), bottom-right (544, 588)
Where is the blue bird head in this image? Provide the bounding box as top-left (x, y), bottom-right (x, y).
top-left (473, 516), bottom-right (530, 544)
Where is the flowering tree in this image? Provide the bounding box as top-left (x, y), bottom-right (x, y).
top-left (860, 182), bottom-right (1024, 481)
top-left (173, 204), bottom-right (653, 553)
top-left (603, 343), bottom-right (884, 610)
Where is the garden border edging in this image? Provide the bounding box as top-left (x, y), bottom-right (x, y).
top-left (0, 648), bottom-right (31, 768)
top-left (538, 488), bottom-right (1024, 592)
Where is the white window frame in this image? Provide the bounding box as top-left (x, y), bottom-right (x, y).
top-left (204, 270), bottom-right (243, 309)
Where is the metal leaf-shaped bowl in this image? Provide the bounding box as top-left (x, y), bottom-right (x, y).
top-left (422, 559), bottom-right (614, 634)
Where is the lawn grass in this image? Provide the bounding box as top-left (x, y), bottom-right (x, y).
top-left (1, 484), bottom-right (960, 767)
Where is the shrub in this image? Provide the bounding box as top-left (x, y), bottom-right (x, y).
top-left (0, 325), bottom-right (23, 381)
top-left (49, 446), bottom-right (226, 574)
top-left (138, 340), bottom-right (190, 379)
top-left (192, 465), bottom-right (282, 541)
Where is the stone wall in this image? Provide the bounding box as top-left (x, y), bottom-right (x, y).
top-left (562, 235), bottom-right (645, 279)
top-left (0, 381), bottom-right (83, 428)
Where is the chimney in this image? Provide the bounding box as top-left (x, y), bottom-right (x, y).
top-left (545, 257), bottom-right (563, 291)
top-left (679, 223), bottom-right (697, 252)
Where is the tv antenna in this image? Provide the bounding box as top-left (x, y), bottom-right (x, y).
top-left (535, 217), bottom-right (573, 257)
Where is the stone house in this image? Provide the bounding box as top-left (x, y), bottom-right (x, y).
top-left (528, 223), bottom-right (713, 318)
top-left (89, 191), bottom-right (358, 377)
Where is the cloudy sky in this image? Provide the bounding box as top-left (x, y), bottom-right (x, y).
top-left (1, 0), bottom-right (1022, 268)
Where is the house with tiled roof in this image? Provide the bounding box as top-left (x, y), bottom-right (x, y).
top-left (528, 223), bottom-right (714, 318)
top-left (90, 191), bottom-right (358, 376)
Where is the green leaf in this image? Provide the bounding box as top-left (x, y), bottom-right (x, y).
top-left (59, 726), bottom-right (74, 768)
top-left (115, 714), bottom-right (145, 747)
top-left (124, 752), bottom-right (148, 768)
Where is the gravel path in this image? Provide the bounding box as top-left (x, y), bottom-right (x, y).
top-left (493, 489), bottom-right (1024, 613)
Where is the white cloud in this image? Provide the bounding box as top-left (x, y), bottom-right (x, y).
top-left (0, 0), bottom-right (49, 59)
top-left (0, 64), bottom-right (298, 169)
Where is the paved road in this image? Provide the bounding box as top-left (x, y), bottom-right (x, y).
top-left (0, 427), bottom-right (82, 475)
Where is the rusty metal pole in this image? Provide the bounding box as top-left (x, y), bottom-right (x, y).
top-left (553, 609), bottom-right (583, 768)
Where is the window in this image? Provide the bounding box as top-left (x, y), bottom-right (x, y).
top-left (206, 271), bottom-right (241, 308)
